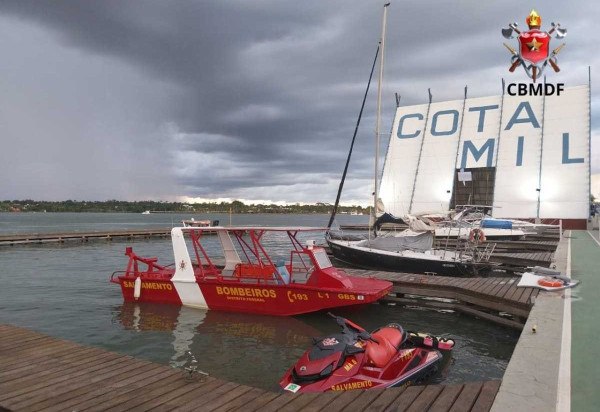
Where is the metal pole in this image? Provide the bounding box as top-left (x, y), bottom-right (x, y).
top-left (374, 2), bottom-right (390, 215)
top-left (408, 89), bottom-right (432, 213)
top-left (326, 44), bottom-right (380, 229)
top-left (450, 86), bottom-right (468, 209)
top-left (589, 66), bottom-right (592, 221)
top-left (536, 76), bottom-right (547, 221)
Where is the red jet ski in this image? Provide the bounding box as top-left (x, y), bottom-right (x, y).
top-left (279, 314), bottom-right (454, 393)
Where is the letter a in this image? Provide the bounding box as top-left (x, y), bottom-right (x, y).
top-left (505, 102), bottom-right (541, 130)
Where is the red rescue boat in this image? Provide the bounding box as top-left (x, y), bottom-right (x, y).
top-left (110, 226), bottom-right (392, 316)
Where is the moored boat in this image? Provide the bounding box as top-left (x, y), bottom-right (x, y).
top-left (280, 314), bottom-right (454, 393)
top-left (110, 226), bottom-right (392, 316)
top-left (326, 232), bottom-right (495, 276)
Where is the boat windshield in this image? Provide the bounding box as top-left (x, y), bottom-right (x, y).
top-left (313, 249), bottom-right (332, 269)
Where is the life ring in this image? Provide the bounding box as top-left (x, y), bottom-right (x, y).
top-left (469, 228), bottom-right (486, 244)
top-left (538, 277), bottom-right (564, 288)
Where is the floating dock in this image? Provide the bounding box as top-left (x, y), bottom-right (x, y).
top-left (0, 228), bottom-right (214, 246)
top-left (0, 324), bottom-right (499, 411)
top-left (347, 270), bottom-right (537, 329)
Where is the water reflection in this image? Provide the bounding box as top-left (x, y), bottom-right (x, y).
top-left (112, 302), bottom-right (517, 390)
top-left (115, 302), bottom-right (320, 383)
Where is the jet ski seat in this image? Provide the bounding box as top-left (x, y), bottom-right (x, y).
top-left (366, 326), bottom-right (406, 368)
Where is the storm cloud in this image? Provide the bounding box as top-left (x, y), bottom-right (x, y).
top-left (0, 0), bottom-right (598, 204)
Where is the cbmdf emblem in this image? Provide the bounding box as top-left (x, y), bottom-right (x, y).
top-left (502, 10), bottom-right (567, 82)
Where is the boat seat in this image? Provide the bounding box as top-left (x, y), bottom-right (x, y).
top-left (365, 327), bottom-right (405, 368)
top-left (275, 261), bottom-right (290, 284)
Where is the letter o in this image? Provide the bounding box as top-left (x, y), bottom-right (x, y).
top-left (431, 110), bottom-right (459, 136)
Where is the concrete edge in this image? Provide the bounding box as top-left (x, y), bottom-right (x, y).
top-left (491, 232), bottom-right (569, 412)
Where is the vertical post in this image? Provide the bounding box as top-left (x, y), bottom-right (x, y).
top-left (408, 89), bottom-right (433, 213)
top-left (490, 78), bottom-right (507, 216)
top-left (536, 76), bottom-right (547, 220)
top-left (589, 66), bottom-right (592, 221)
top-left (450, 86), bottom-right (469, 209)
top-left (559, 219), bottom-right (563, 240)
top-left (374, 2), bottom-right (390, 216)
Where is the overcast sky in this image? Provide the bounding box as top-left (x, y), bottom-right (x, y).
top-left (1, 1), bottom-right (598, 205)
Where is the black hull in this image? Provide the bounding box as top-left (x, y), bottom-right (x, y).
top-left (327, 240), bottom-right (490, 277)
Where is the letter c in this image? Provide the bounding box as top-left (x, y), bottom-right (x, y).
top-left (397, 113), bottom-right (424, 139)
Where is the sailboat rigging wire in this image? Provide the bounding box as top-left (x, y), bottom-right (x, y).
top-left (326, 44), bottom-right (380, 229)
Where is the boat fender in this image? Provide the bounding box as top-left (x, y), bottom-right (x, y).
top-left (469, 228), bottom-right (486, 244)
top-left (134, 276), bottom-right (142, 300)
top-left (537, 276), bottom-right (564, 288)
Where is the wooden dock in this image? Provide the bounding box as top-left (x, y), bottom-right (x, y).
top-left (0, 228), bottom-right (214, 246)
top-left (0, 325), bottom-right (500, 411)
top-left (347, 269), bottom-right (539, 329)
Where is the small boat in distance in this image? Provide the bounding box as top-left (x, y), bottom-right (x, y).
top-left (181, 218), bottom-right (218, 228)
top-left (110, 226), bottom-right (392, 316)
top-left (141, 210), bottom-right (151, 215)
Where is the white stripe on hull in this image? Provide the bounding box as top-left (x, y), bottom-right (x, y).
top-left (173, 280), bottom-right (208, 309)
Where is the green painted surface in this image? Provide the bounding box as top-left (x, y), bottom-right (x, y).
top-left (571, 230), bottom-right (600, 412)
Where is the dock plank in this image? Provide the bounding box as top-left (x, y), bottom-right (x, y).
top-left (9, 362), bottom-right (164, 410)
top-left (151, 379), bottom-right (224, 412)
top-left (31, 363), bottom-right (180, 411)
top-left (193, 384), bottom-right (253, 412)
top-left (364, 388), bottom-right (406, 411)
top-left (242, 392), bottom-right (280, 412)
top-left (405, 384), bottom-right (444, 412)
top-left (321, 389), bottom-right (364, 411)
top-left (213, 387), bottom-right (271, 412)
top-left (276, 393), bottom-right (322, 412)
top-left (347, 389), bottom-right (386, 411)
top-left (448, 382), bottom-right (483, 412)
top-left (100, 370), bottom-right (205, 412)
top-left (428, 384), bottom-right (464, 412)
top-left (470, 380), bottom-right (501, 412)
top-left (285, 391), bottom-right (343, 412)
top-left (386, 385), bottom-right (425, 411)
top-left (170, 381), bottom-right (242, 412)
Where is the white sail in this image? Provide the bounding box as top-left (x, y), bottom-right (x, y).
top-left (379, 84), bottom-right (590, 220)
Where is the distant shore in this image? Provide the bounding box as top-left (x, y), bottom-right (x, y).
top-left (1, 200), bottom-right (367, 215)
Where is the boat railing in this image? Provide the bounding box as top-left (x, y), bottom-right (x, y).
top-left (110, 271), bottom-right (126, 283)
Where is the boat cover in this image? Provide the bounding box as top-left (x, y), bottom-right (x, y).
top-left (356, 231), bottom-right (433, 252)
top-left (481, 219), bottom-right (513, 229)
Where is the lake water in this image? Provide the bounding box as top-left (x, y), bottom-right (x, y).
top-left (0, 212), bottom-right (519, 390)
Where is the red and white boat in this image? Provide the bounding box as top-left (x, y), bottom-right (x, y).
top-left (110, 226), bottom-right (392, 316)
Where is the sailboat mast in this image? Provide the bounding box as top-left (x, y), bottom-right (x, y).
top-left (374, 2), bottom-right (390, 214)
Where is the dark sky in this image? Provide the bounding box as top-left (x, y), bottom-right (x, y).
top-left (0, 1), bottom-right (597, 204)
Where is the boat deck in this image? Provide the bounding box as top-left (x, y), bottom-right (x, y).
top-left (0, 324), bottom-right (499, 411)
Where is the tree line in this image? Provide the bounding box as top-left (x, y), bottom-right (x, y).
top-left (0, 200), bottom-right (368, 215)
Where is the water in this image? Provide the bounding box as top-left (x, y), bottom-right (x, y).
top-left (0, 212), bottom-right (519, 390)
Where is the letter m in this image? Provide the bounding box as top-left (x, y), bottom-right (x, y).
top-left (460, 138), bottom-right (495, 169)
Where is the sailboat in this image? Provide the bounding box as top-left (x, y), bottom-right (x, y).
top-left (325, 3), bottom-right (495, 276)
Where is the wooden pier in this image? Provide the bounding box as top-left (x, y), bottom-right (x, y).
top-left (0, 324), bottom-right (500, 412)
top-left (0, 228), bottom-right (216, 247)
top-left (347, 269), bottom-right (539, 330)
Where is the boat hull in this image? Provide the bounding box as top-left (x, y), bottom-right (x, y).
top-left (117, 275), bottom-right (392, 316)
top-left (327, 239), bottom-right (490, 276)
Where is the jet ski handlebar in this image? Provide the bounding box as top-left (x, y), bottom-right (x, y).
top-left (327, 312), bottom-right (379, 344)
